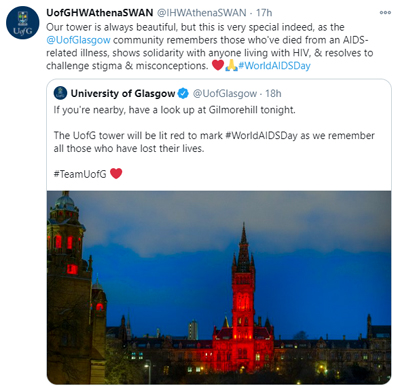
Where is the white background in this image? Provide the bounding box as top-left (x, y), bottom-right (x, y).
top-left (0, 1), bottom-right (398, 389)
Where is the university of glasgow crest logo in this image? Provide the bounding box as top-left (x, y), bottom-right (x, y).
top-left (18, 11), bottom-right (28, 26)
top-left (6, 6), bottom-right (39, 39)
top-left (54, 86), bottom-right (68, 100)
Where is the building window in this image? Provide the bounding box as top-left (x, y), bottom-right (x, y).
top-left (346, 353), bottom-right (351, 361)
top-left (55, 235), bottom-right (62, 249)
top-left (354, 353), bottom-right (359, 361)
top-left (238, 317), bottom-right (242, 326)
top-left (245, 317), bottom-right (248, 326)
top-left (163, 366), bottom-right (169, 375)
top-left (67, 236), bottom-right (73, 249)
top-left (139, 352), bottom-right (143, 360)
top-left (188, 352), bottom-right (192, 361)
top-left (243, 349), bottom-right (247, 358)
top-left (238, 349), bottom-right (242, 359)
top-left (256, 353), bottom-right (260, 361)
top-left (196, 367), bottom-right (201, 373)
top-left (363, 353), bottom-right (368, 360)
top-left (131, 352), bottom-right (136, 360)
top-left (178, 352), bottom-right (184, 361)
top-left (265, 354), bottom-right (269, 361)
top-left (61, 333), bottom-right (68, 346)
top-left (67, 264), bottom-right (78, 275)
top-left (244, 294), bottom-right (249, 310)
top-left (188, 367), bottom-right (192, 373)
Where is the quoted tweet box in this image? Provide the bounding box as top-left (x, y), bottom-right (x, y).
top-left (47, 79), bottom-right (391, 190)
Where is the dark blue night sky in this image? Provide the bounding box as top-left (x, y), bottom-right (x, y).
top-left (47, 191), bottom-right (391, 340)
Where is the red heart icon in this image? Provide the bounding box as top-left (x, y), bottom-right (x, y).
top-left (110, 168), bottom-right (122, 179)
top-left (212, 60), bottom-right (224, 71)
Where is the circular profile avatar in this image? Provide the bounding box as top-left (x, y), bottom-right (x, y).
top-left (6, 6), bottom-right (40, 39)
top-left (54, 86), bottom-right (68, 100)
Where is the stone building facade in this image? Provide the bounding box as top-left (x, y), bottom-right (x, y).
top-left (47, 191), bottom-right (107, 384)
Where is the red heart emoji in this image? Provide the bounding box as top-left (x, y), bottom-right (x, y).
top-left (212, 60), bottom-right (224, 71)
top-left (110, 168), bottom-right (122, 179)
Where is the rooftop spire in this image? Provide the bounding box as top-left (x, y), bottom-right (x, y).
top-left (62, 191), bottom-right (70, 196)
top-left (240, 222), bottom-right (248, 244)
top-left (232, 252), bottom-right (236, 266)
top-left (222, 315), bottom-right (230, 328)
top-left (237, 223), bottom-right (250, 270)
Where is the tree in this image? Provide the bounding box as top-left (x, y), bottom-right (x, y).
top-left (293, 331), bottom-right (309, 340)
top-left (105, 339), bottom-right (145, 384)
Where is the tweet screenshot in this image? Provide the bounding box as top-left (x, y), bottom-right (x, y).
top-left (2, 0), bottom-right (396, 387)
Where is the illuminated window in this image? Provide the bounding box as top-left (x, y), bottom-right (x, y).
top-left (139, 352), bottom-right (143, 360)
top-left (196, 367), bottom-right (201, 373)
top-left (256, 353), bottom-right (260, 361)
top-left (67, 264), bottom-right (78, 275)
top-left (67, 236), bottom-right (73, 249)
top-left (55, 235), bottom-right (62, 249)
top-left (244, 294), bottom-right (249, 309)
top-left (131, 352), bottom-right (136, 360)
top-left (163, 366), bottom-right (169, 375)
top-left (238, 317), bottom-right (241, 326)
top-left (96, 303), bottom-right (104, 311)
top-left (188, 367), bottom-right (192, 373)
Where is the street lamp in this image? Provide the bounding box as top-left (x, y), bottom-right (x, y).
top-left (144, 359), bottom-right (152, 384)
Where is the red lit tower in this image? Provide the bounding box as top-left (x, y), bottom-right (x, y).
top-left (231, 223), bottom-right (256, 371)
top-left (212, 224), bottom-right (274, 373)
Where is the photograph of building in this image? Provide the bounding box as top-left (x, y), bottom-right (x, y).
top-left (47, 191), bottom-right (391, 384)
